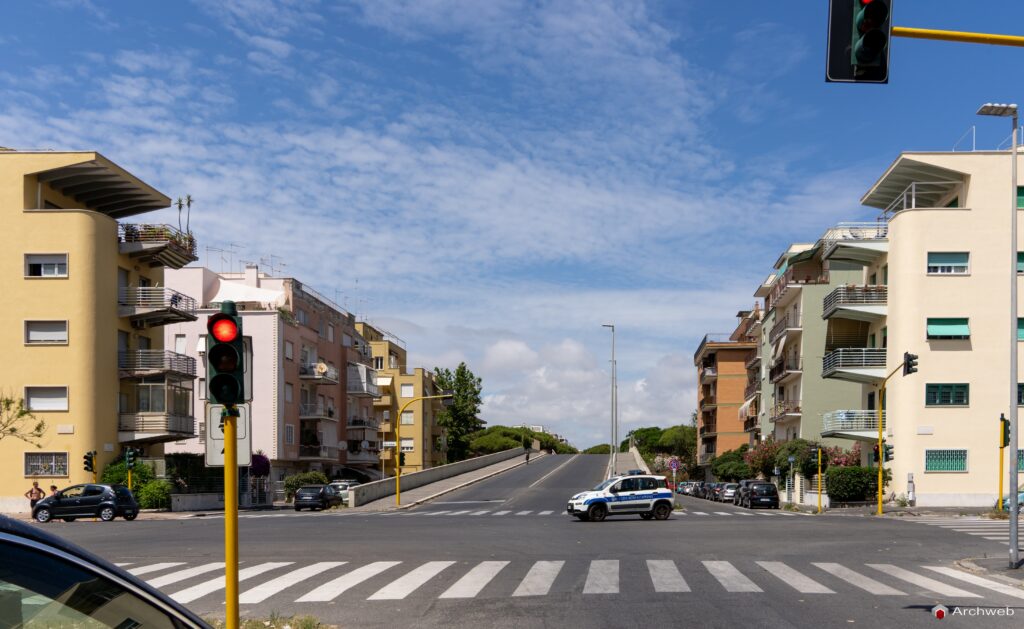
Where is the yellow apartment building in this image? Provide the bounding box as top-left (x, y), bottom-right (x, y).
top-left (0, 150), bottom-right (197, 512)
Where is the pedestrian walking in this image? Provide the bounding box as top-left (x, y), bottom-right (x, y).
top-left (525, 450), bottom-right (530, 465)
top-left (24, 481), bottom-right (44, 510)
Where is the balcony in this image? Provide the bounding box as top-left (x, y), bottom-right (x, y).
top-left (118, 350), bottom-right (196, 379)
top-left (299, 444), bottom-right (340, 461)
top-left (822, 410), bottom-right (885, 442)
top-left (743, 415), bottom-right (760, 433)
top-left (822, 348), bottom-right (886, 383)
top-left (700, 423), bottom-right (717, 437)
top-left (694, 333), bottom-right (756, 363)
top-left (347, 416), bottom-right (380, 432)
top-left (346, 449), bottom-right (379, 464)
top-left (744, 351), bottom-right (761, 370)
top-left (118, 287), bottom-right (197, 329)
top-left (299, 362), bottom-right (339, 384)
top-left (769, 313), bottom-right (802, 345)
top-left (374, 394), bottom-right (393, 407)
top-left (700, 366), bottom-right (718, 384)
top-left (118, 223), bottom-right (198, 269)
top-left (769, 358), bottom-right (802, 384)
top-left (744, 380), bottom-right (760, 401)
top-left (347, 364), bottom-right (379, 397)
top-left (700, 395), bottom-right (717, 410)
top-left (822, 285), bottom-right (887, 322)
top-left (298, 403), bottom-right (337, 421)
top-left (821, 222), bottom-right (889, 266)
top-left (769, 400), bottom-right (801, 423)
top-left (766, 269), bottom-right (829, 313)
top-left (118, 412), bottom-right (195, 444)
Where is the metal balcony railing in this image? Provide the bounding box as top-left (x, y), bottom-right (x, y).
top-left (769, 400), bottom-right (801, 423)
top-left (823, 285), bottom-right (887, 318)
top-left (766, 268), bottom-right (829, 312)
top-left (744, 351), bottom-right (761, 370)
top-left (701, 366), bottom-right (718, 381)
top-left (822, 410), bottom-right (885, 433)
top-left (119, 287), bottom-right (197, 313)
top-left (743, 416), bottom-right (760, 433)
top-left (769, 358), bottom-right (802, 383)
top-left (700, 423), bottom-right (717, 436)
top-left (822, 348), bottom-right (886, 376)
top-left (744, 380), bottom-right (760, 400)
top-left (769, 313), bottom-right (802, 344)
top-left (882, 181), bottom-right (964, 217)
top-left (299, 403), bottom-right (337, 419)
top-left (119, 223), bottom-right (198, 257)
top-left (118, 350), bottom-right (196, 377)
top-left (347, 417), bottom-right (380, 430)
top-left (299, 444), bottom-right (340, 459)
top-left (821, 222), bottom-right (889, 262)
top-left (118, 413), bottom-right (195, 436)
top-left (299, 362), bottom-right (339, 382)
top-left (700, 395), bottom-right (717, 409)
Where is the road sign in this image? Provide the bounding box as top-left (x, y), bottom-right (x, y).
top-left (788, 455), bottom-right (796, 463)
top-left (669, 459), bottom-right (679, 472)
top-left (205, 403), bottom-right (251, 467)
top-left (382, 440), bottom-right (397, 448)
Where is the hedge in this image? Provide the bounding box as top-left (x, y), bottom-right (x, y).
top-left (136, 480), bottom-right (173, 509)
top-left (283, 471), bottom-right (329, 500)
top-left (101, 459), bottom-right (155, 488)
top-left (825, 466), bottom-right (873, 501)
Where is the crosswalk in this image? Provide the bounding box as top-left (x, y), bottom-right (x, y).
top-left (109, 558), bottom-right (1024, 610)
top-left (186, 507), bottom-right (802, 520)
top-left (901, 516), bottom-right (1024, 548)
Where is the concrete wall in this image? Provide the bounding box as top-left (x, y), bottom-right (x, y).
top-left (349, 447), bottom-right (524, 507)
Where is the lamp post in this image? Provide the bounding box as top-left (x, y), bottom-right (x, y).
top-left (976, 102), bottom-right (1020, 569)
top-left (395, 390), bottom-right (454, 506)
top-left (602, 324), bottom-right (617, 475)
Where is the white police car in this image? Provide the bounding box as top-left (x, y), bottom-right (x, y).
top-left (566, 474), bottom-right (675, 522)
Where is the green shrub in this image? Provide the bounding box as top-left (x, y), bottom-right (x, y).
top-left (136, 480), bottom-right (173, 509)
top-left (101, 459), bottom-right (155, 488)
top-left (825, 466), bottom-right (874, 501)
top-left (283, 471), bottom-right (329, 500)
top-left (583, 444), bottom-right (611, 454)
top-left (469, 432), bottom-right (522, 455)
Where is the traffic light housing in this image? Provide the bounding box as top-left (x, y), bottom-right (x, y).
top-left (872, 443), bottom-right (880, 462)
top-left (83, 451), bottom-right (95, 473)
top-left (883, 443), bottom-right (894, 462)
top-left (399, 452), bottom-right (406, 467)
top-left (826, 0), bottom-right (892, 84)
top-left (903, 352), bottom-right (919, 376)
top-left (125, 447), bottom-right (137, 469)
top-left (1002, 416), bottom-right (1011, 448)
top-left (207, 301), bottom-right (245, 406)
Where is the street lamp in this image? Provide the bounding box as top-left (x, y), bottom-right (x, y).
top-left (602, 324), bottom-right (617, 475)
top-left (977, 102), bottom-right (1020, 569)
top-left (395, 389), bottom-right (454, 506)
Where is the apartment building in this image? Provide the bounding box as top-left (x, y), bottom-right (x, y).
top-left (736, 307), bottom-right (763, 447)
top-left (0, 150), bottom-right (198, 511)
top-left (163, 266), bottom-right (382, 488)
top-left (818, 149), bottom-right (1024, 506)
top-left (356, 322), bottom-right (444, 476)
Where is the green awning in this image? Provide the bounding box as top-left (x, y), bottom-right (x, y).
top-left (787, 248), bottom-right (818, 265)
top-left (927, 318), bottom-right (969, 339)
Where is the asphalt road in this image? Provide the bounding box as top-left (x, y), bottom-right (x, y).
top-left (40, 455), bottom-right (1024, 628)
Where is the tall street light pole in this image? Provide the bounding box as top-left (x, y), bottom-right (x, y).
top-left (603, 324), bottom-right (616, 474)
top-left (977, 103), bottom-right (1020, 569)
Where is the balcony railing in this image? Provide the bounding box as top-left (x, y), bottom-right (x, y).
top-left (822, 348), bottom-right (886, 377)
top-left (347, 364), bottom-right (379, 397)
top-left (769, 358), bottom-right (802, 383)
top-left (118, 350), bottom-right (196, 378)
top-left (822, 410), bottom-right (885, 434)
top-left (769, 400), bottom-right (801, 423)
top-left (743, 416), bottom-right (760, 433)
top-left (118, 287), bottom-right (198, 328)
top-left (766, 269), bottom-right (829, 312)
top-left (701, 366), bottom-right (718, 382)
top-left (298, 403), bottom-right (337, 420)
top-left (694, 333), bottom-right (756, 362)
top-left (882, 181), bottom-right (963, 217)
top-left (298, 444), bottom-right (339, 460)
top-left (744, 380), bottom-right (760, 400)
top-left (823, 285), bottom-right (888, 319)
top-left (700, 423), bottom-right (717, 436)
top-left (821, 222), bottom-right (889, 263)
top-left (700, 395), bottom-right (717, 409)
top-left (347, 417), bottom-right (380, 431)
top-left (744, 351), bottom-right (761, 370)
top-left (118, 413), bottom-right (195, 440)
top-left (118, 223), bottom-right (198, 269)
top-left (769, 313), bottom-right (802, 344)
top-left (299, 362), bottom-right (339, 384)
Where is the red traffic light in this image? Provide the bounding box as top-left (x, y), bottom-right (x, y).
top-left (210, 317), bottom-right (239, 343)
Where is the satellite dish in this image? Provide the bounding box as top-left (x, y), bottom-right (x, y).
top-left (360, 440), bottom-right (369, 450)
top-left (316, 362), bottom-right (328, 374)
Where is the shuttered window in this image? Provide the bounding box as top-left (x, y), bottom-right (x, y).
top-left (926, 318), bottom-right (969, 339)
top-left (926, 252), bottom-right (968, 275)
top-left (925, 449), bottom-right (967, 472)
top-left (25, 254), bottom-right (68, 277)
top-left (925, 383), bottom-right (969, 406)
top-left (26, 386), bottom-right (69, 411)
top-left (25, 321), bottom-right (68, 344)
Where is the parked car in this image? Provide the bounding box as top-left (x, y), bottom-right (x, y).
top-left (734, 479), bottom-right (759, 505)
top-left (707, 483), bottom-right (723, 500)
top-left (294, 485), bottom-right (343, 511)
top-left (1000, 492), bottom-right (1024, 509)
top-left (720, 483), bottom-right (739, 502)
top-left (33, 484), bottom-right (138, 523)
top-left (329, 480), bottom-right (361, 501)
top-left (1, 514), bottom-right (209, 628)
top-left (691, 481), bottom-right (705, 498)
top-left (742, 483), bottom-right (780, 509)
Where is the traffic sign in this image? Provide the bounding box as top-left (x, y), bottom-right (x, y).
top-left (205, 403), bottom-right (251, 466)
top-left (382, 440), bottom-right (397, 448)
top-left (669, 459), bottom-right (679, 472)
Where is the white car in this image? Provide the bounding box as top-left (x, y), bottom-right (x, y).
top-left (329, 481), bottom-right (361, 501)
top-left (566, 474), bottom-right (675, 522)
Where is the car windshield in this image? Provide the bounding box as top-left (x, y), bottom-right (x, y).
top-left (753, 485), bottom-right (777, 495)
top-left (725, 484), bottom-right (738, 489)
top-left (298, 486), bottom-right (321, 494)
top-left (592, 479), bottom-right (616, 491)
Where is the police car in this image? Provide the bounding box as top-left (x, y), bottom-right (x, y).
top-left (566, 474), bottom-right (675, 522)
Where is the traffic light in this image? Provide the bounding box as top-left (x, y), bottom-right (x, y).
top-left (883, 443), bottom-right (894, 462)
top-left (1002, 415), bottom-right (1011, 448)
top-left (125, 447), bottom-right (137, 469)
top-left (872, 443), bottom-right (880, 462)
top-left (83, 451), bottom-right (95, 473)
top-left (903, 352), bottom-right (918, 376)
top-left (207, 301), bottom-right (245, 406)
top-left (826, 0), bottom-right (892, 84)
top-left (399, 452), bottom-right (406, 467)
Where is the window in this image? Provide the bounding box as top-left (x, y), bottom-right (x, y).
top-left (925, 383), bottom-right (969, 406)
top-left (342, 333), bottom-right (353, 347)
top-left (882, 265), bottom-right (889, 285)
top-left (1018, 383), bottom-right (1024, 406)
top-left (1019, 318), bottom-right (1024, 342)
top-left (925, 449), bottom-right (968, 472)
top-left (199, 377), bottom-right (206, 400)
top-left (25, 387), bottom-right (68, 411)
top-left (639, 477), bottom-right (658, 490)
top-left (400, 437), bottom-right (414, 452)
top-left (1018, 185), bottom-right (1024, 209)
top-left (926, 318), bottom-right (970, 340)
top-left (25, 254), bottom-right (68, 278)
top-left (284, 341), bottom-right (293, 360)
top-left (945, 196), bottom-right (959, 208)
top-left (174, 334), bottom-right (186, 354)
top-left (401, 384), bottom-right (414, 398)
top-left (882, 326), bottom-right (888, 348)
top-left (374, 357), bottom-right (384, 370)
top-left (25, 321), bottom-right (67, 344)
top-left (868, 333), bottom-right (876, 348)
top-left (296, 309), bottom-right (308, 325)
top-left (617, 478), bottom-right (638, 492)
top-left (285, 424), bottom-right (295, 445)
top-left (328, 325), bottom-right (335, 343)
top-left (284, 383), bottom-right (293, 403)
top-left (1019, 252), bottom-right (1024, 274)
top-left (401, 411), bottom-right (414, 425)
top-left (383, 410), bottom-right (391, 421)
top-left (926, 252), bottom-right (969, 275)
top-left (24, 452), bottom-right (68, 477)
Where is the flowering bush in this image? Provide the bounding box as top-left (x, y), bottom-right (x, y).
top-left (743, 437), bottom-right (779, 479)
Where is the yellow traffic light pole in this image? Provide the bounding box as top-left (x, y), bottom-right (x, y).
top-left (999, 418), bottom-right (1005, 513)
top-left (876, 363), bottom-right (907, 516)
top-left (395, 393), bottom-right (453, 506)
top-left (892, 27), bottom-right (1024, 48)
top-left (817, 448), bottom-right (823, 515)
top-left (223, 406), bottom-right (239, 629)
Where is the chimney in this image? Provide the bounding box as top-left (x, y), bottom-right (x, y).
top-left (244, 264), bottom-right (259, 287)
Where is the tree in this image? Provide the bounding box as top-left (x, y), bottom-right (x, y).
top-left (624, 427), bottom-right (664, 456)
top-left (0, 394), bottom-right (46, 447)
top-left (583, 444), bottom-right (611, 454)
top-left (744, 436), bottom-right (779, 479)
top-left (711, 445), bottom-right (751, 481)
top-left (433, 363), bottom-right (484, 462)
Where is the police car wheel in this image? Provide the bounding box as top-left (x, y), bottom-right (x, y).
top-left (653, 502), bottom-right (672, 520)
top-left (588, 503), bottom-right (607, 522)
top-left (640, 513), bottom-right (653, 520)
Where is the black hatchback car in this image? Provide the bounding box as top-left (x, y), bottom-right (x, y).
top-left (293, 485), bottom-right (343, 511)
top-left (743, 483), bottom-right (780, 509)
top-left (33, 484), bottom-right (138, 523)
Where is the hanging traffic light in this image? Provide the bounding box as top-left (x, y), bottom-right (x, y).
top-left (125, 447), bottom-right (137, 469)
top-left (903, 352), bottom-right (918, 376)
top-left (83, 451), bottom-right (96, 473)
top-left (883, 443), bottom-right (894, 462)
top-left (826, 0), bottom-right (892, 83)
top-left (207, 301), bottom-right (245, 406)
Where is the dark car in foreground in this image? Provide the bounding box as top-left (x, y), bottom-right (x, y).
top-left (742, 483), bottom-right (780, 509)
top-left (1, 514), bottom-right (209, 628)
top-left (294, 484), bottom-right (343, 511)
top-left (33, 483), bottom-right (138, 523)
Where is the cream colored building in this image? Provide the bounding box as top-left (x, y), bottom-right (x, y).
top-left (820, 149), bottom-right (1024, 506)
top-left (0, 150), bottom-right (197, 512)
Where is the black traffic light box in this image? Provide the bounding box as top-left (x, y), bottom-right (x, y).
top-left (83, 451), bottom-right (95, 473)
top-left (826, 0), bottom-right (892, 83)
top-left (903, 352), bottom-right (918, 376)
top-left (207, 301), bottom-right (245, 406)
top-left (125, 447), bottom-right (137, 469)
top-left (1002, 416), bottom-right (1011, 448)
top-left (883, 443), bottom-right (894, 462)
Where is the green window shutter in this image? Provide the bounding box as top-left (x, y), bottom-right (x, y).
top-left (927, 252), bottom-right (968, 265)
top-left (1018, 186), bottom-right (1024, 209)
top-left (1019, 318), bottom-right (1024, 342)
top-left (926, 318), bottom-right (970, 339)
top-left (926, 383), bottom-right (969, 406)
top-left (925, 449), bottom-right (967, 472)
top-left (945, 197), bottom-right (959, 208)
top-left (1018, 252), bottom-right (1024, 274)
top-left (1019, 450), bottom-right (1024, 469)
top-left (1018, 383), bottom-right (1024, 406)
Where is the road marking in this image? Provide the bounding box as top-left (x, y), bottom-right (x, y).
top-left (148, 563), bottom-right (226, 589)
top-left (866, 564), bottom-right (981, 598)
top-left (812, 563), bottom-right (904, 596)
top-left (983, 536), bottom-right (1010, 540)
top-left (434, 500), bottom-right (505, 504)
top-left (692, 511), bottom-right (709, 516)
top-left (756, 562), bottom-right (834, 594)
top-left (703, 561), bottom-right (761, 592)
top-left (735, 512), bottom-right (753, 516)
top-left (423, 510), bottom-right (451, 516)
top-left (528, 454), bottom-right (580, 488)
top-left (512, 561), bottom-right (564, 596)
top-left (515, 510), bottom-right (533, 516)
top-left (469, 510), bottom-right (490, 516)
top-left (239, 562), bottom-right (345, 604)
top-left (583, 560), bottom-right (618, 594)
top-left (114, 562), bottom-right (133, 567)
top-left (539, 510), bottom-right (554, 515)
top-left (923, 566), bottom-right (1024, 600)
top-left (438, 561), bottom-right (509, 599)
top-left (296, 561), bottom-right (401, 602)
top-left (171, 562), bottom-right (292, 604)
top-left (714, 512), bottom-right (733, 516)
top-left (493, 510), bottom-right (511, 516)
top-left (128, 562), bottom-right (185, 576)
top-left (647, 560), bottom-right (689, 592)
top-left (368, 561), bottom-right (455, 600)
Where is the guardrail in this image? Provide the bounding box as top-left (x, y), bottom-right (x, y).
top-left (822, 410), bottom-right (884, 433)
top-left (769, 400), bottom-right (801, 422)
top-left (769, 358), bottom-right (802, 383)
top-left (823, 285), bottom-right (887, 317)
top-left (118, 413), bottom-right (195, 435)
top-left (298, 403), bottom-right (337, 419)
top-left (299, 362), bottom-right (340, 382)
top-left (118, 350), bottom-right (196, 376)
top-left (118, 287), bottom-right (197, 312)
top-left (347, 417), bottom-right (380, 430)
top-left (822, 348), bottom-right (886, 376)
top-left (769, 313), bottom-right (802, 344)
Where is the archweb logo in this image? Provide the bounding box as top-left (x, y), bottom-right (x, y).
top-left (932, 604), bottom-right (949, 620)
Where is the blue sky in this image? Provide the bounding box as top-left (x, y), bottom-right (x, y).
top-left (3, 1), bottom-right (1023, 448)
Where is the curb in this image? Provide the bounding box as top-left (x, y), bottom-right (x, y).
top-left (956, 558), bottom-right (1024, 589)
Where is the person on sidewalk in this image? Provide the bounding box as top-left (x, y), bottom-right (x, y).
top-left (24, 482), bottom-right (44, 511)
top-left (525, 450), bottom-right (530, 465)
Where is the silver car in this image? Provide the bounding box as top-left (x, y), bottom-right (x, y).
top-left (720, 483), bottom-right (739, 502)
top-left (329, 480), bottom-right (361, 501)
